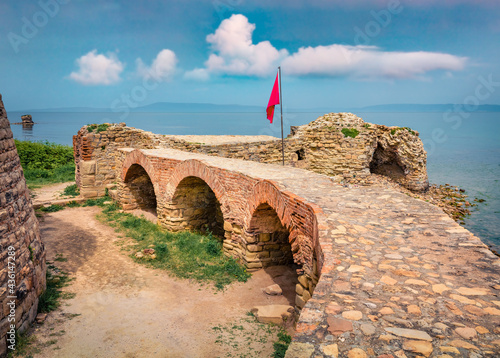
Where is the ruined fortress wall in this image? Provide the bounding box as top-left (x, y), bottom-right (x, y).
top-left (0, 95), bottom-right (46, 357)
top-left (73, 124), bottom-right (166, 198)
top-left (73, 113), bottom-right (429, 198)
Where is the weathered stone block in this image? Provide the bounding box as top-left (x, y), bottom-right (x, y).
top-left (80, 160), bottom-right (96, 175)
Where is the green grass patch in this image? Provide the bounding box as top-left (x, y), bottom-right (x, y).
top-left (62, 184), bottom-right (79, 197)
top-left (96, 202), bottom-right (250, 289)
top-left (37, 204), bottom-right (64, 213)
top-left (38, 265), bottom-right (74, 313)
top-left (15, 140), bottom-right (75, 188)
top-left (86, 123), bottom-right (110, 133)
top-left (83, 197), bottom-right (109, 207)
top-left (341, 127), bottom-right (359, 138)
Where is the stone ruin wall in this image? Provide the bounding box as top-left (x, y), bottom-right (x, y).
top-left (0, 95), bottom-right (46, 357)
top-left (73, 112), bottom-right (429, 199)
top-left (73, 125), bottom-right (165, 198)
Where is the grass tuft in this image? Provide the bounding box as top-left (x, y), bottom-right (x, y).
top-left (38, 267), bottom-right (73, 313)
top-left (62, 184), bottom-right (79, 197)
top-left (272, 331), bottom-right (292, 358)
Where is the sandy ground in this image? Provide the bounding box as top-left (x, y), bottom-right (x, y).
top-left (31, 182), bottom-right (74, 202)
top-left (28, 204), bottom-right (297, 358)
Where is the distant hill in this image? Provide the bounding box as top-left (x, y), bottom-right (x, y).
top-left (15, 102), bottom-right (500, 113)
top-left (17, 102), bottom-right (263, 113)
top-left (358, 104), bottom-right (500, 113)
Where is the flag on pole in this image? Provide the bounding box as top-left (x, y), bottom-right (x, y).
top-left (266, 71), bottom-right (280, 123)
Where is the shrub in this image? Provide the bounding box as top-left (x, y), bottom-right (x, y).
top-left (341, 128), bottom-right (359, 138)
top-left (15, 140), bottom-right (75, 186)
top-left (63, 184), bottom-right (80, 197)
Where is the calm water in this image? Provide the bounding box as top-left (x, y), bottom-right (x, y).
top-left (8, 110), bottom-right (500, 252)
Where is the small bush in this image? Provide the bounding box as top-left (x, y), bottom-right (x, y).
top-left (341, 128), bottom-right (359, 138)
top-left (155, 243), bottom-right (169, 259)
top-left (63, 184), bottom-right (80, 197)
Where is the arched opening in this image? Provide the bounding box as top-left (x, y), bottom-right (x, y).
top-left (245, 203), bottom-right (294, 267)
top-left (239, 203), bottom-right (299, 307)
top-left (369, 143), bottom-right (406, 182)
top-left (295, 149), bottom-right (305, 161)
top-left (123, 164), bottom-right (157, 215)
top-left (164, 176), bottom-right (224, 239)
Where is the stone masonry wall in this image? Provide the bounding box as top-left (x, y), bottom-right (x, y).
top-left (73, 113), bottom-right (429, 199)
top-left (73, 123), bottom-right (165, 198)
top-left (0, 95), bottom-right (46, 357)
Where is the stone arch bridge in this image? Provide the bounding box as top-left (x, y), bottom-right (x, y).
top-left (96, 146), bottom-right (500, 357)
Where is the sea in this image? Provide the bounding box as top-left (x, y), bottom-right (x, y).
top-left (8, 110), bottom-right (500, 253)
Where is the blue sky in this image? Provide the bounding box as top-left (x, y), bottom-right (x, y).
top-left (1, 0), bottom-right (499, 111)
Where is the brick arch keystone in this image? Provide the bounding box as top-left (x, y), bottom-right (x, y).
top-left (166, 159), bottom-right (231, 218)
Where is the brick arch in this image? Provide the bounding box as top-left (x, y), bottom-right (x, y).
top-left (247, 180), bottom-right (321, 272)
top-left (166, 159), bottom-right (231, 218)
top-left (121, 150), bottom-right (160, 201)
top-left (247, 180), bottom-right (293, 230)
top-left (121, 149), bottom-right (158, 184)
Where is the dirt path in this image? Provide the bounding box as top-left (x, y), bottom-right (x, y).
top-left (29, 205), bottom-right (296, 358)
top-left (30, 182), bottom-right (75, 205)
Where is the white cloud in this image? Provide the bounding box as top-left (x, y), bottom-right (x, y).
top-left (188, 14), bottom-right (467, 80)
top-left (282, 45), bottom-right (467, 79)
top-left (136, 49), bottom-right (178, 81)
top-left (184, 68), bottom-right (210, 81)
top-left (202, 14), bottom-right (288, 77)
top-left (69, 50), bottom-right (124, 85)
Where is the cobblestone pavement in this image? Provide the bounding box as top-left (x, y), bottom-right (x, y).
top-left (143, 149), bottom-right (500, 357)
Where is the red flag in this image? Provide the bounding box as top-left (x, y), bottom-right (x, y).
top-left (266, 71), bottom-right (280, 123)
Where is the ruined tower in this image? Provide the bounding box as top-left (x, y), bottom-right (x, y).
top-left (0, 94), bottom-right (46, 356)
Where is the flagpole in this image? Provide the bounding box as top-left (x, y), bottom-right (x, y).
top-left (279, 66), bottom-right (284, 166)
